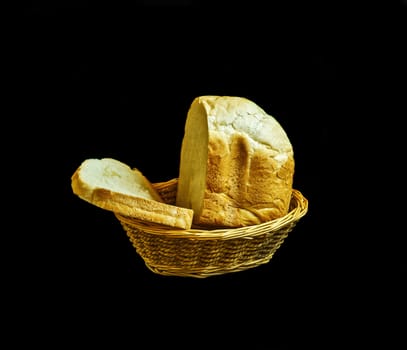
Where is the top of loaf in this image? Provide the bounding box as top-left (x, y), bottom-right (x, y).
top-left (196, 96), bottom-right (293, 163)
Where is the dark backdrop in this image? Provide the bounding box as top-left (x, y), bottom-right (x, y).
top-left (12, 1), bottom-right (406, 348)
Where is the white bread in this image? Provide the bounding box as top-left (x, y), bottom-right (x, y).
top-left (71, 158), bottom-right (193, 229)
top-left (175, 96), bottom-right (294, 228)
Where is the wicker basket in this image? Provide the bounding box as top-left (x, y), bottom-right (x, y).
top-left (115, 178), bottom-right (308, 278)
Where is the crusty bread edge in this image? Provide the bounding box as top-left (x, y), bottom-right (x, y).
top-left (71, 169), bottom-right (194, 230)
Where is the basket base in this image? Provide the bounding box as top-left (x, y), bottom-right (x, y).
top-left (144, 256), bottom-right (275, 278)
top-left (123, 224), bottom-right (293, 278)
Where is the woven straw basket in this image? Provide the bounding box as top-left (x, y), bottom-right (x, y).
top-left (115, 178), bottom-right (308, 278)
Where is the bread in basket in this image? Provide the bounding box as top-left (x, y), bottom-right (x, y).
top-left (71, 96), bottom-right (309, 277)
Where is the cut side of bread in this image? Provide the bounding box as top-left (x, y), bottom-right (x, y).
top-left (176, 96), bottom-right (295, 228)
top-left (71, 158), bottom-right (193, 229)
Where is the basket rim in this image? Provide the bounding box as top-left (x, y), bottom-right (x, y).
top-left (115, 185), bottom-right (308, 240)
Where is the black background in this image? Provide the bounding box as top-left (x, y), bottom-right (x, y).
top-left (11, 1), bottom-right (406, 348)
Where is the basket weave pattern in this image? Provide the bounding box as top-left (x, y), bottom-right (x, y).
top-left (115, 178), bottom-right (308, 278)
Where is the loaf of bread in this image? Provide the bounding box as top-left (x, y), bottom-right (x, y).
top-left (175, 96), bottom-right (295, 228)
top-left (71, 158), bottom-right (194, 229)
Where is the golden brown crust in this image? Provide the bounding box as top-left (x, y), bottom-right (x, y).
top-left (90, 189), bottom-right (194, 230)
top-left (196, 133), bottom-right (294, 227)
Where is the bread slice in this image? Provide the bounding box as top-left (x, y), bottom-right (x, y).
top-left (71, 158), bottom-right (193, 229)
top-left (176, 96), bottom-right (295, 228)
